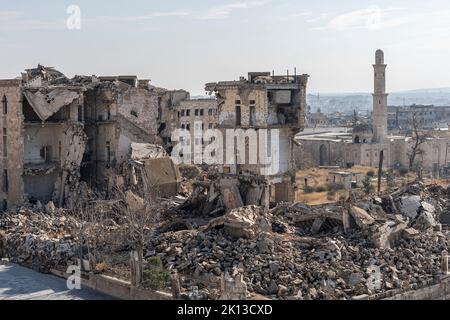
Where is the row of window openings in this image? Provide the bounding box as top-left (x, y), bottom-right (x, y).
top-left (235, 100), bottom-right (256, 105)
top-left (180, 136), bottom-right (216, 146)
top-left (235, 105), bottom-right (256, 126)
top-left (180, 123), bottom-right (214, 130)
top-left (179, 108), bottom-right (216, 117)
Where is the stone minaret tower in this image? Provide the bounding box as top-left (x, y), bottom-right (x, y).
top-left (372, 49), bottom-right (388, 142)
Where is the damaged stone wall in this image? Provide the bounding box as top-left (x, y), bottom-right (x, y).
top-left (53, 122), bottom-right (87, 207)
top-left (158, 89), bottom-right (190, 147)
top-left (0, 80), bottom-right (25, 209)
top-left (215, 88), bottom-right (267, 128)
top-left (118, 87), bottom-right (160, 140)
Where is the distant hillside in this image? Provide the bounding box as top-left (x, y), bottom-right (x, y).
top-left (308, 87), bottom-right (450, 113)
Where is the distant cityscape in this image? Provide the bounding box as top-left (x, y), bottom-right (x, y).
top-left (307, 88), bottom-right (450, 114)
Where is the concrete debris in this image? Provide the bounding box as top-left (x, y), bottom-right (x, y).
top-left (139, 182), bottom-right (450, 299)
top-left (349, 206), bottom-right (376, 229)
top-left (1, 165), bottom-right (450, 301)
top-left (220, 273), bottom-right (248, 300)
top-left (130, 143), bottom-right (168, 160)
top-left (399, 195), bottom-right (422, 219)
top-left (23, 88), bottom-right (82, 121)
top-left (125, 190), bottom-right (145, 214)
top-left (0, 209), bottom-right (80, 272)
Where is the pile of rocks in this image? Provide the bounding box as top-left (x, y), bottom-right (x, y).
top-left (0, 208), bottom-right (80, 272)
top-left (145, 182), bottom-right (450, 300)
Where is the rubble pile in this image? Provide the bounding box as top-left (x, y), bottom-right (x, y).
top-left (0, 208), bottom-right (80, 272)
top-left (0, 181), bottom-right (449, 299)
top-left (146, 182), bottom-right (450, 300)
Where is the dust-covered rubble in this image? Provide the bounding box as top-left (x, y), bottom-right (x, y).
top-left (0, 181), bottom-right (449, 300)
top-left (145, 182), bottom-right (450, 299)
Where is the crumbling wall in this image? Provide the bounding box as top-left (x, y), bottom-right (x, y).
top-left (24, 171), bottom-right (59, 202)
top-left (0, 80), bottom-right (24, 209)
top-left (23, 125), bottom-right (65, 164)
top-left (158, 89), bottom-right (189, 144)
top-left (217, 88), bottom-right (267, 127)
top-left (53, 122), bottom-right (87, 207)
top-left (118, 87), bottom-right (159, 137)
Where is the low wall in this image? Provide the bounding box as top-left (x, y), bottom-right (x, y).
top-left (383, 276), bottom-right (450, 300)
top-left (51, 269), bottom-right (173, 300)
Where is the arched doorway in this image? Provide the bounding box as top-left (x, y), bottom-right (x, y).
top-left (319, 144), bottom-right (327, 166)
top-left (354, 135), bottom-right (360, 143)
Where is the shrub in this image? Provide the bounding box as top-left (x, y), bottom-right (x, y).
top-left (362, 176), bottom-right (373, 194)
top-left (143, 256), bottom-right (170, 290)
top-left (315, 185), bottom-right (327, 193)
top-left (397, 166), bottom-right (409, 176)
top-left (366, 170), bottom-right (375, 177)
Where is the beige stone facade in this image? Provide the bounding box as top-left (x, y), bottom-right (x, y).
top-left (0, 80), bottom-right (24, 209)
top-left (205, 71), bottom-right (309, 204)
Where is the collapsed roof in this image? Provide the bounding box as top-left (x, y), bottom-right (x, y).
top-left (23, 88), bottom-right (82, 121)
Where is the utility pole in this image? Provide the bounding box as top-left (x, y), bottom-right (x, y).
top-left (378, 150), bottom-right (384, 194)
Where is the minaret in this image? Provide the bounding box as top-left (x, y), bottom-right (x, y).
top-left (372, 49), bottom-right (388, 142)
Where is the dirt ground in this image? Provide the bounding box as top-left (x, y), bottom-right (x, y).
top-left (295, 166), bottom-right (421, 205)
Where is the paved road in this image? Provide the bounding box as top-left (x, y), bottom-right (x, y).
top-left (0, 262), bottom-right (112, 300)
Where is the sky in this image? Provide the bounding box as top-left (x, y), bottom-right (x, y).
top-left (1, 0), bottom-right (450, 95)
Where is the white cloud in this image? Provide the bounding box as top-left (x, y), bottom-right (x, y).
top-left (89, 11), bottom-right (192, 24)
top-left (305, 13), bottom-right (329, 23)
top-left (0, 11), bottom-right (62, 31)
top-left (312, 6), bottom-right (407, 31)
top-left (198, 1), bottom-right (269, 20)
top-left (291, 11), bottom-right (313, 17)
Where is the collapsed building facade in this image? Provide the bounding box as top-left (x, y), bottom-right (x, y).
top-left (205, 71), bottom-right (309, 208)
top-left (0, 65), bottom-right (184, 210)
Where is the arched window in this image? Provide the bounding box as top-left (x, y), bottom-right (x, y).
top-left (319, 144), bottom-right (328, 166)
top-left (1, 95), bottom-right (7, 114)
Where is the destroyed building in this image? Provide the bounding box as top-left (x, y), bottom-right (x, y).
top-left (205, 71), bottom-right (309, 208)
top-left (0, 65), bottom-right (186, 210)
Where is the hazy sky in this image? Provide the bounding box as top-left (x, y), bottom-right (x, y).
top-left (1, 0), bottom-right (450, 95)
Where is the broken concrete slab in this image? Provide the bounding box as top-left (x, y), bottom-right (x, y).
top-left (414, 211), bottom-right (438, 230)
top-left (399, 195), bottom-right (421, 219)
top-left (349, 206), bottom-right (375, 229)
top-left (221, 185), bottom-right (244, 212)
top-left (130, 143), bottom-right (168, 160)
top-left (125, 190), bottom-right (145, 214)
top-left (23, 88), bottom-right (82, 121)
top-left (372, 221), bottom-right (407, 249)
